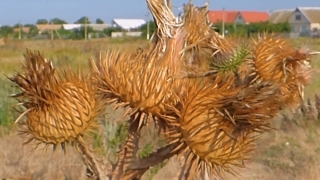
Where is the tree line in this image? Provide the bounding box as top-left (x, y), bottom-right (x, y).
top-left (0, 17), bottom-right (291, 40)
top-left (0, 16), bottom-right (132, 39)
top-left (35, 17), bottom-right (105, 25)
top-left (0, 16), bottom-right (104, 37)
top-left (139, 21), bottom-right (291, 38)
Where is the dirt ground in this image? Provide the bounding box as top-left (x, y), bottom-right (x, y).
top-left (0, 131), bottom-right (87, 180)
top-left (1, 115), bottom-right (319, 180)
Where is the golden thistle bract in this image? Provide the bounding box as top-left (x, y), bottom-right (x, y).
top-left (9, 50), bottom-right (100, 148)
top-left (169, 76), bottom-right (255, 179)
top-left (251, 35), bottom-right (310, 84)
top-left (90, 28), bottom-right (186, 130)
top-left (249, 35), bottom-right (312, 107)
top-left (24, 82), bottom-right (95, 145)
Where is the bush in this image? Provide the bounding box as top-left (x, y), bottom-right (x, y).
top-left (214, 22), bottom-right (291, 36)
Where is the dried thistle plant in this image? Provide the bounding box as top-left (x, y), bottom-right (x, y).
top-left (7, 50), bottom-right (106, 179)
top-left (7, 0), bottom-right (319, 180)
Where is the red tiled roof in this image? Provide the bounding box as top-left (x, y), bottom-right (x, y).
top-left (207, 11), bottom-right (238, 23)
top-left (207, 10), bottom-right (269, 24)
top-left (36, 24), bottom-right (62, 32)
top-left (13, 27), bottom-right (30, 33)
top-left (239, 11), bottom-right (269, 23)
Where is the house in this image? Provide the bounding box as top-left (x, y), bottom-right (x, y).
top-left (111, 19), bottom-right (146, 31)
top-left (207, 10), bottom-right (269, 24)
top-left (207, 11), bottom-right (238, 24)
top-left (288, 7), bottom-right (320, 34)
top-left (62, 24), bottom-right (82, 31)
top-left (86, 24), bottom-right (111, 38)
top-left (269, 7), bottom-right (320, 36)
top-left (234, 11), bottom-right (269, 24)
top-left (13, 27), bottom-right (30, 33)
top-left (268, 9), bottom-right (293, 23)
top-left (88, 24), bottom-right (110, 31)
top-left (61, 24), bottom-right (110, 31)
top-left (36, 24), bottom-right (62, 34)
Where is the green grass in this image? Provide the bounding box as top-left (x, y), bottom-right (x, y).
top-left (0, 78), bottom-right (18, 126)
top-left (0, 38), bottom-right (148, 74)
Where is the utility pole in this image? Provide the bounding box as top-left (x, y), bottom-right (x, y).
top-left (222, 7), bottom-right (225, 38)
top-left (18, 20), bottom-right (21, 40)
top-left (50, 21), bottom-right (54, 40)
top-left (84, 17), bottom-right (87, 40)
top-left (145, 12), bottom-right (150, 40)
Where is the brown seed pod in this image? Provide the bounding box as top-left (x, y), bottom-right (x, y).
top-left (251, 34), bottom-right (311, 84)
top-left (8, 50), bottom-right (101, 149)
top-left (23, 82), bottom-right (96, 145)
top-left (248, 35), bottom-right (312, 108)
top-left (90, 25), bottom-right (187, 132)
top-left (170, 78), bottom-right (252, 178)
top-left (166, 77), bottom-right (288, 179)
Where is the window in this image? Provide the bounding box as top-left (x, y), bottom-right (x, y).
top-left (295, 15), bottom-right (301, 21)
top-left (291, 26), bottom-right (295, 32)
top-left (300, 26), bottom-right (307, 33)
top-left (238, 16), bottom-right (242, 20)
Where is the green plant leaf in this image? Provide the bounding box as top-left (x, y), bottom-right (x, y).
top-left (211, 44), bottom-right (249, 73)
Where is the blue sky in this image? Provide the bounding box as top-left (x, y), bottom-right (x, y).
top-left (0, 0), bottom-right (319, 25)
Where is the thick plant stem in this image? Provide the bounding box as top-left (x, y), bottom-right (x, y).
top-left (166, 0), bottom-right (172, 9)
top-left (129, 141), bottom-right (182, 170)
top-left (76, 138), bottom-right (108, 180)
top-left (111, 132), bottom-right (140, 180)
top-left (111, 141), bottom-right (183, 180)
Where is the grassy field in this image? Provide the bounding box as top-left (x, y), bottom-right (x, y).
top-left (0, 37), bottom-right (320, 180)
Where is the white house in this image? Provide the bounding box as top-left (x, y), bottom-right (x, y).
top-left (87, 24), bottom-right (110, 31)
top-left (111, 19), bottom-right (146, 31)
top-left (62, 24), bottom-right (82, 30)
top-left (288, 7), bottom-right (320, 34)
top-left (269, 7), bottom-right (320, 36)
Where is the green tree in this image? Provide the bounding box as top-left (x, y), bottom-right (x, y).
top-left (50, 18), bottom-right (67, 24)
top-left (96, 18), bottom-right (104, 24)
top-left (56, 28), bottom-right (74, 39)
top-left (0, 25), bottom-right (14, 36)
top-left (103, 27), bottom-right (122, 36)
top-left (213, 22), bottom-right (291, 37)
top-left (12, 23), bottom-right (21, 28)
top-left (79, 25), bottom-right (94, 37)
top-left (24, 24), bottom-right (39, 38)
top-left (139, 21), bottom-right (156, 38)
top-left (74, 16), bottom-right (90, 24)
top-left (36, 19), bottom-right (48, 24)
top-left (69, 29), bottom-right (83, 39)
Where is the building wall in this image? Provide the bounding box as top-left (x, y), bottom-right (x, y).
top-left (111, 31), bottom-right (142, 38)
top-left (233, 13), bottom-right (246, 24)
top-left (311, 23), bottom-right (320, 31)
top-left (288, 10), bottom-right (310, 33)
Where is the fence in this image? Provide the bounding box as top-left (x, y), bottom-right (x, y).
top-left (111, 31), bottom-right (143, 38)
top-left (289, 30), bottom-right (320, 38)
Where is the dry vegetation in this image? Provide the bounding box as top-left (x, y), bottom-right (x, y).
top-left (1, 1), bottom-right (320, 180)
